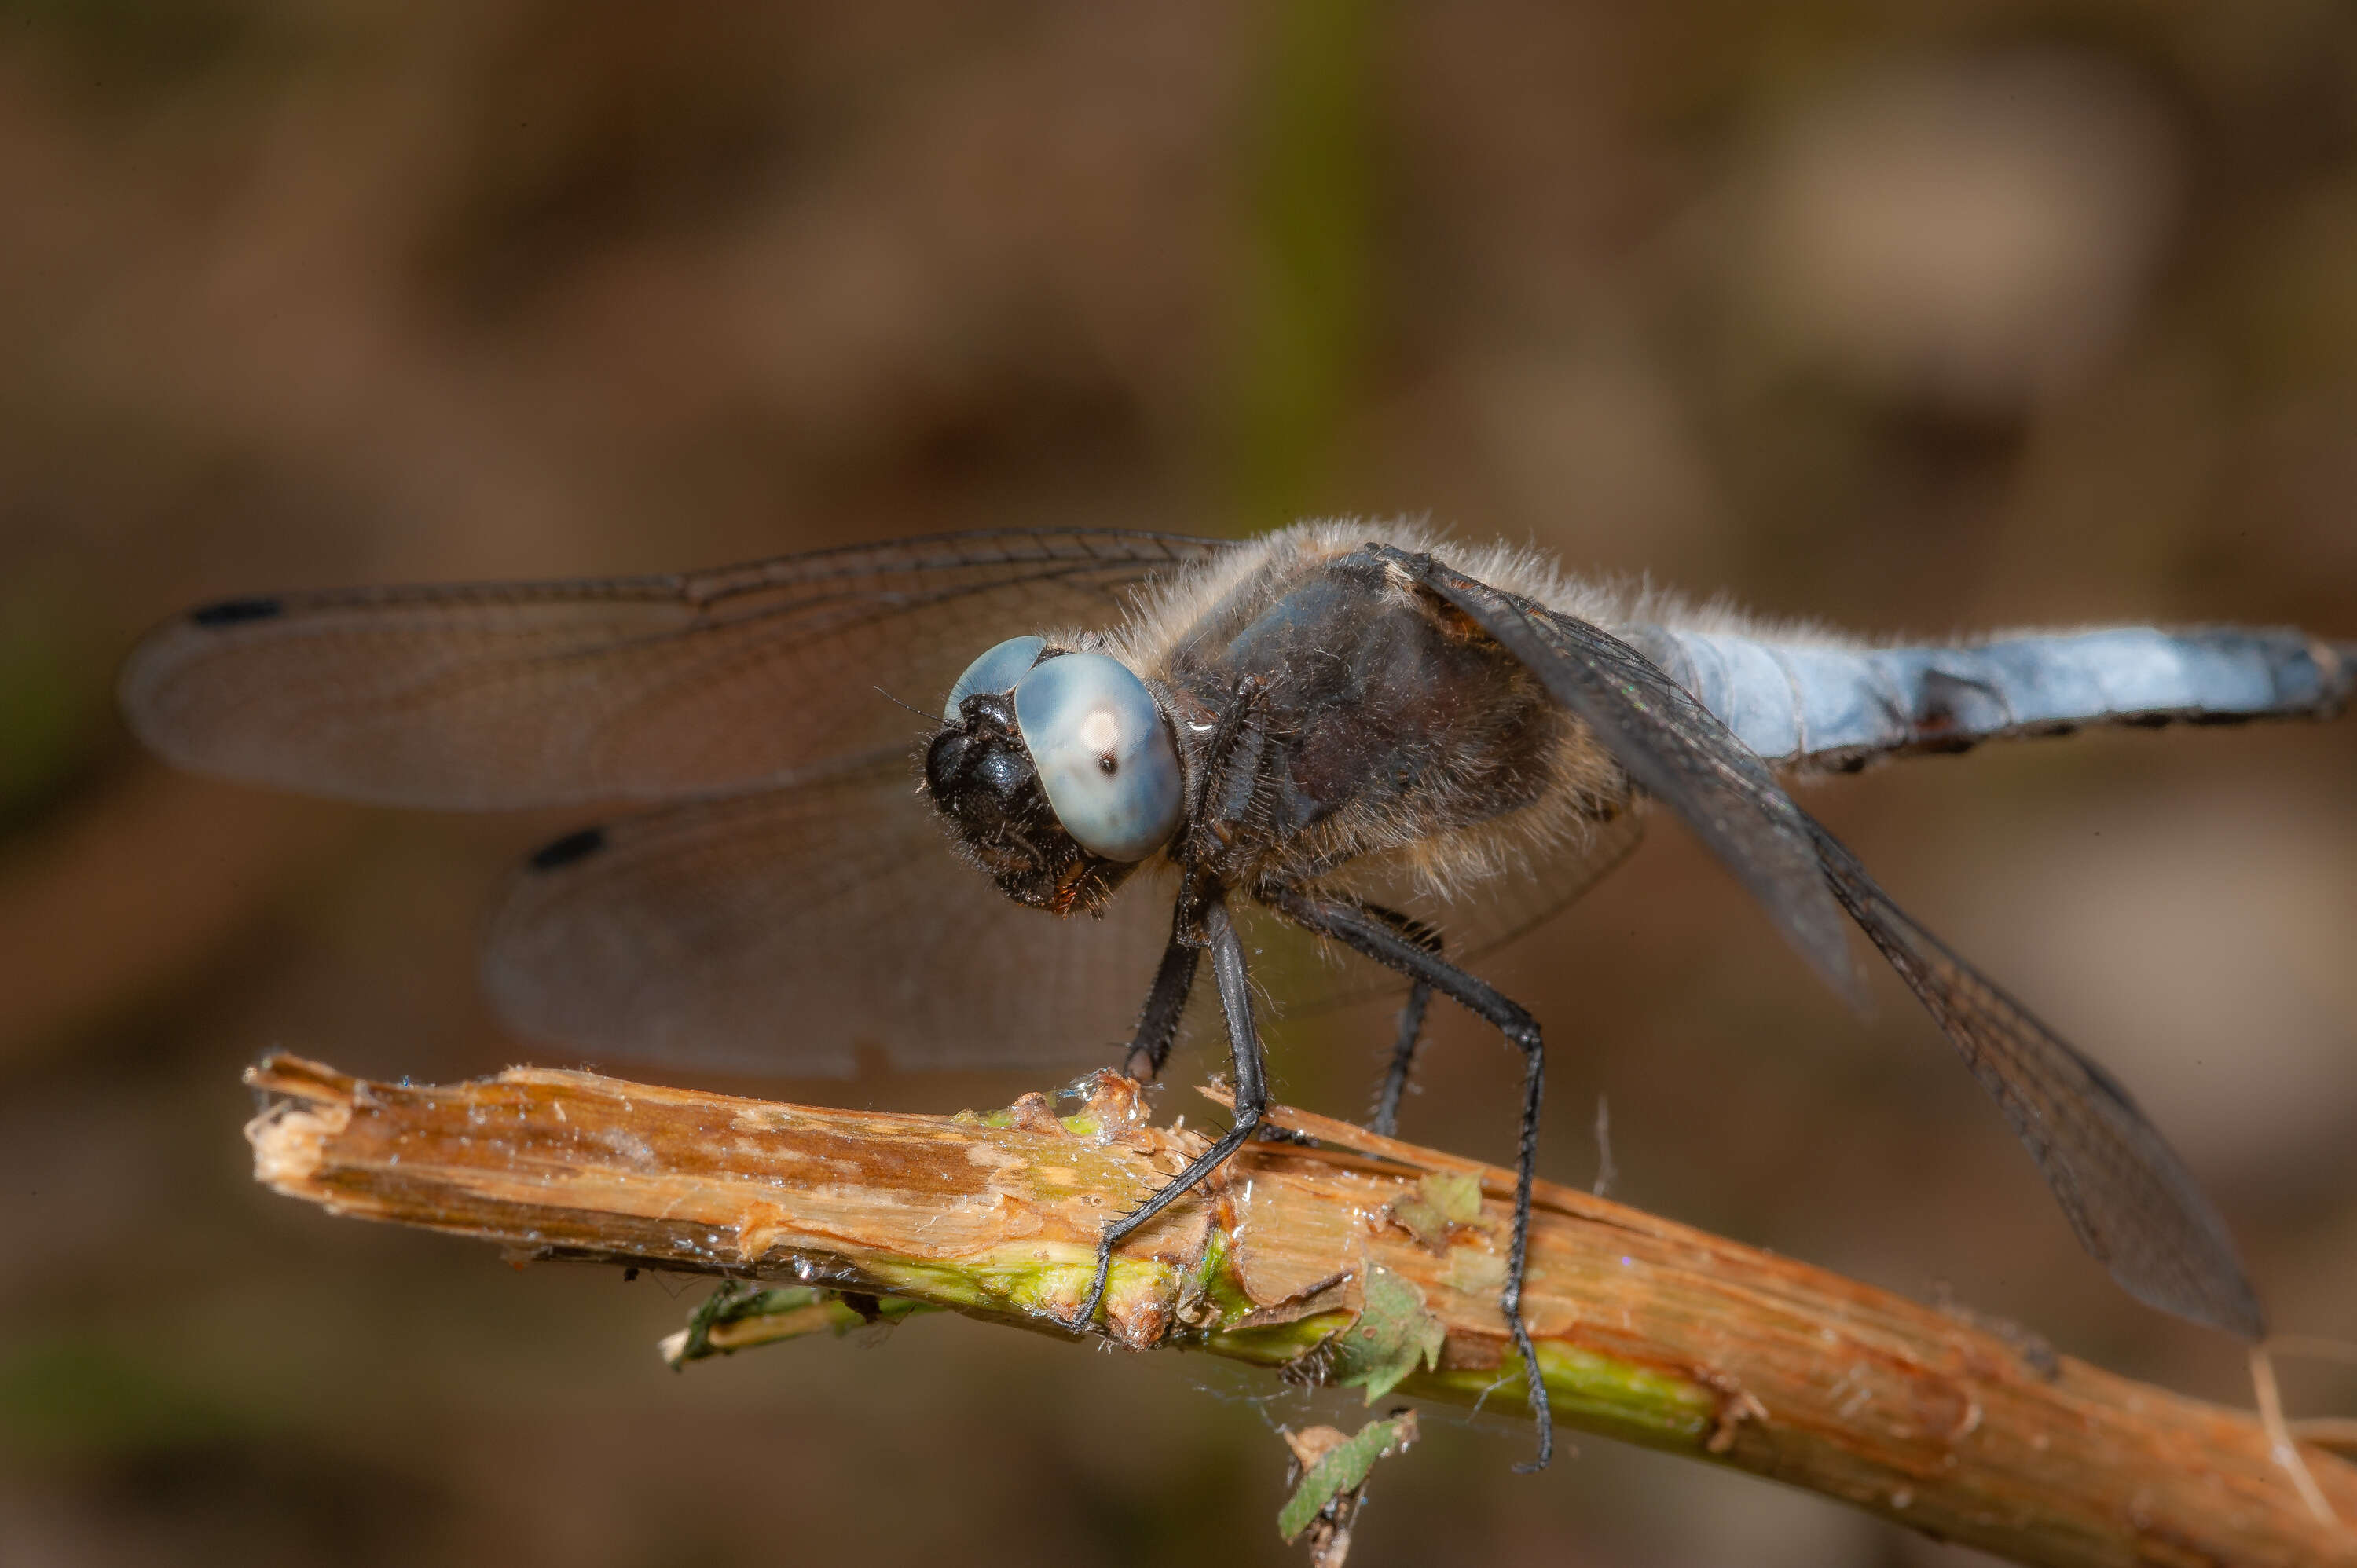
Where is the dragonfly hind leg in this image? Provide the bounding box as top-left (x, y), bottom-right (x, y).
top-left (1271, 885), bottom-right (1556, 1471)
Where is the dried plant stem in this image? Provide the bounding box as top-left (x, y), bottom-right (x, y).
top-left (244, 1053), bottom-right (2353, 1568)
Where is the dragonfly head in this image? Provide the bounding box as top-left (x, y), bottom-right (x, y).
top-left (924, 637), bottom-right (1182, 914)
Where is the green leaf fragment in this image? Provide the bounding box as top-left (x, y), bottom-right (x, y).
top-left (1329, 1265), bottom-right (1446, 1403)
top-left (666, 1283), bottom-right (933, 1367)
top-left (1386, 1171), bottom-right (1486, 1247)
top-left (1420, 1171), bottom-right (1483, 1224)
top-left (671, 1282), bottom-right (811, 1365)
top-left (1277, 1409), bottom-right (1420, 1544)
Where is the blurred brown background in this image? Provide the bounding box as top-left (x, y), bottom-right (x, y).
top-left (2, 2), bottom-right (2355, 1564)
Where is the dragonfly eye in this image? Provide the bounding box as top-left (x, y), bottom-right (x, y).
top-left (943, 636), bottom-right (1047, 720)
top-left (1012, 652), bottom-right (1181, 863)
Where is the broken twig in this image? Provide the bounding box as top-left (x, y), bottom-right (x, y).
top-left (243, 1053), bottom-right (2353, 1567)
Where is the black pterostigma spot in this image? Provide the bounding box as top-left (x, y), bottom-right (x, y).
top-left (190, 595), bottom-right (285, 627)
top-left (529, 826), bottom-right (607, 871)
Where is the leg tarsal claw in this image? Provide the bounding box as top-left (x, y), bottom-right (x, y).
top-left (1066, 1240), bottom-right (1116, 1334)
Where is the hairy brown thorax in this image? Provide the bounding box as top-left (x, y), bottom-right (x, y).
top-left (1137, 541), bottom-right (1629, 905)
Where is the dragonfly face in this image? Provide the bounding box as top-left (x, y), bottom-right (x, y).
top-left (923, 638), bottom-right (1181, 913)
top-left (119, 520), bottom-right (2357, 1468)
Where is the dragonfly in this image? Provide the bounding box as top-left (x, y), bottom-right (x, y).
top-left (120, 522), bottom-right (2355, 1467)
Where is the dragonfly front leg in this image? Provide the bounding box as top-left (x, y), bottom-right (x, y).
top-left (1121, 930), bottom-right (1201, 1083)
top-left (1070, 889), bottom-right (1266, 1334)
top-left (1120, 672), bottom-right (1274, 1086)
top-left (1076, 673), bottom-right (1281, 1329)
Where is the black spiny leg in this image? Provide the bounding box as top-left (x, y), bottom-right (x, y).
top-left (1358, 907), bottom-right (1444, 1139)
top-left (1122, 914), bottom-right (1201, 1083)
top-left (1372, 981), bottom-right (1431, 1138)
top-left (1272, 886), bottom-right (1555, 1471)
top-left (1070, 891), bottom-right (1266, 1333)
top-left (1077, 675), bottom-right (1277, 1328)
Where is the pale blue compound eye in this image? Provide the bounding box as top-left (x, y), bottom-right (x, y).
top-left (1012, 652), bottom-right (1182, 863)
top-left (943, 636), bottom-right (1047, 720)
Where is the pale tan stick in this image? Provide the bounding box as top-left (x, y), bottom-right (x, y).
top-left (2254, 1343), bottom-right (2341, 1524)
top-left (2296, 1421), bottom-right (2357, 1457)
top-left (244, 1054), bottom-right (2355, 1568)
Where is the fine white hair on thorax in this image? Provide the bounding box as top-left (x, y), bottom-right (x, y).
top-left (1101, 518), bottom-right (1870, 676)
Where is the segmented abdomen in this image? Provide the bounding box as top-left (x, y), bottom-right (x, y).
top-left (1626, 625), bottom-right (2355, 771)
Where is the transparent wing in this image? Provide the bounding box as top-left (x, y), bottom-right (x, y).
top-left (1333, 807), bottom-right (1648, 959)
top-left (1243, 808), bottom-right (1649, 1016)
top-left (1809, 830), bottom-right (2266, 1339)
top-left (482, 749), bottom-right (1182, 1074)
top-left (120, 529), bottom-right (1230, 808)
top-left (1387, 548), bottom-right (2264, 1340)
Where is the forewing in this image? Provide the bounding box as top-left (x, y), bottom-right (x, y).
top-left (482, 749), bottom-right (1179, 1073)
top-left (1375, 548), bottom-right (1862, 1002)
top-left (1809, 830), bottom-right (2266, 1339)
top-left (121, 529), bottom-right (1229, 808)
